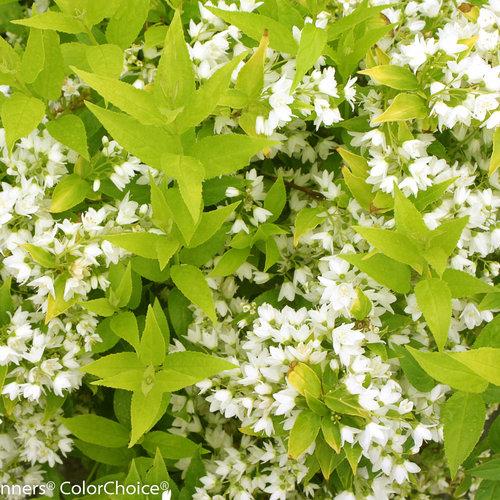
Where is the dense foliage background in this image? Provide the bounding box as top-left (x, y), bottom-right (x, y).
top-left (0, 0), bottom-right (498, 498)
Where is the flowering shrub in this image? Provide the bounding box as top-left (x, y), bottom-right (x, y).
top-left (0, 0), bottom-right (499, 498)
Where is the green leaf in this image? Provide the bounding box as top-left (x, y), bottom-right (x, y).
top-left (208, 8), bottom-right (297, 54)
top-left (442, 391), bottom-right (485, 478)
top-left (359, 64), bottom-right (418, 90)
top-left (85, 102), bottom-right (181, 170)
top-left (373, 93), bottom-right (427, 123)
top-left (170, 264), bottom-right (216, 321)
top-left (49, 174), bottom-right (91, 213)
top-left (106, 0), bottom-right (150, 49)
top-left (110, 261), bottom-right (132, 308)
top-left (324, 388), bottom-right (368, 418)
top-left (406, 346), bottom-right (488, 393)
top-left (86, 44), bottom-right (123, 79)
top-left (414, 278), bottom-right (452, 351)
top-left (163, 351), bottom-right (235, 381)
top-left (175, 53), bottom-right (246, 132)
top-left (0, 278), bottom-right (13, 326)
top-left (339, 253), bottom-right (411, 293)
top-left (342, 167), bottom-right (373, 210)
top-left (161, 155), bottom-right (204, 222)
top-left (474, 316), bottom-right (500, 349)
top-left (393, 345), bottom-right (435, 392)
top-left (449, 348), bottom-right (500, 386)
top-left (110, 311), bottom-right (140, 350)
top-left (93, 369), bottom-right (143, 392)
top-left (46, 114), bottom-right (89, 160)
top-left (442, 268), bottom-right (495, 298)
top-left (489, 127), bottom-right (500, 176)
top-left (187, 134), bottom-right (274, 178)
top-left (353, 226), bottom-right (424, 272)
top-left (1, 93), bottom-right (45, 153)
top-left (288, 409), bottom-right (321, 459)
top-left (469, 459), bottom-right (500, 480)
top-left (20, 28), bottom-right (45, 83)
top-left (413, 178), bottom-right (456, 210)
top-left (0, 35), bottom-right (20, 88)
top-left (188, 202), bottom-right (239, 248)
top-left (45, 275), bottom-right (77, 323)
top-left (142, 431), bottom-right (200, 459)
top-left (287, 362), bottom-right (322, 399)
top-left (129, 385), bottom-right (164, 447)
top-left (74, 68), bottom-right (168, 126)
top-left (168, 288), bottom-right (192, 336)
top-left (80, 298), bottom-right (115, 317)
top-left (62, 414), bottom-right (129, 448)
top-left (82, 352), bottom-right (143, 378)
top-left (394, 187), bottom-right (430, 242)
top-left (292, 23), bottom-right (327, 89)
top-left (264, 176), bottom-right (286, 221)
top-left (293, 206), bottom-right (324, 246)
top-left (103, 233), bottom-right (174, 260)
top-left (12, 11), bottom-right (85, 34)
top-left (139, 305), bottom-right (166, 366)
top-left (321, 417), bottom-right (342, 453)
top-left (476, 480), bottom-right (500, 500)
top-left (210, 247), bottom-right (251, 277)
top-left (235, 32), bottom-right (268, 101)
top-left (154, 10), bottom-right (195, 110)
top-left (315, 436), bottom-right (343, 479)
top-left (22, 243), bottom-right (56, 268)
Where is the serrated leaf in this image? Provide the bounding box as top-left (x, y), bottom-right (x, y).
top-left (406, 346), bottom-right (488, 393)
top-left (47, 114), bottom-right (89, 160)
top-left (235, 32), bottom-right (268, 100)
top-left (110, 311), bottom-right (140, 350)
top-left (139, 305), bottom-right (166, 366)
top-left (449, 348), bottom-right (500, 386)
top-left (288, 409), bottom-right (321, 459)
top-left (359, 64), bottom-right (418, 90)
top-left (82, 352), bottom-right (143, 378)
top-left (293, 206), bottom-right (323, 246)
top-left (49, 174), bottom-right (91, 213)
top-left (489, 127), bottom-right (500, 176)
top-left (442, 391), bottom-right (485, 478)
top-left (264, 176), bottom-right (286, 221)
top-left (81, 298), bottom-right (116, 316)
top-left (373, 93), bottom-right (427, 123)
top-left (106, 0), bottom-right (150, 49)
top-left (22, 243), bottom-right (56, 268)
top-left (62, 414), bottom-right (129, 448)
top-left (142, 431), bottom-right (200, 459)
top-left (170, 264), bottom-right (216, 321)
top-left (442, 268), bottom-right (495, 298)
top-left (415, 278), bottom-right (452, 351)
top-left (129, 385), bottom-right (164, 447)
top-left (86, 43), bottom-right (123, 79)
top-left (1, 93), bottom-right (45, 153)
top-left (12, 11), bottom-right (85, 34)
top-left (394, 187), bottom-right (430, 242)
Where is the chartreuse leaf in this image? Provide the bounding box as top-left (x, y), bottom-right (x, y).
top-left (109, 261), bottom-right (132, 308)
top-left (235, 31), bottom-right (268, 101)
top-left (292, 23), bottom-right (327, 89)
top-left (415, 278), bottom-right (452, 351)
top-left (288, 363), bottom-right (322, 398)
top-left (139, 305), bottom-right (166, 366)
top-left (1, 93), bottom-right (45, 153)
top-left (152, 298), bottom-right (170, 347)
top-left (142, 431), bottom-right (201, 459)
top-left (413, 178), bottom-right (456, 210)
top-left (170, 264), bottom-right (216, 321)
top-left (74, 440), bottom-right (133, 467)
top-left (92, 369), bottom-right (143, 392)
top-left (353, 226), bottom-right (425, 273)
top-left (129, 385), bottom-right (164, 447)
top-left (20, 29), bottom-right (45, 83)
top-left (162, 351), bottom-right (236, 380)
top-left (106, 0), bottom-right (150, 49)
top-left (50, 174), bottom-right (91, 213)
top-left (187, 134), bottom-right (275, 178)
top-left (110, 311), bottom-right (140, 350)
top-left (321, 417), bottom-right (342, 453)
top-left (47, 114), bottom-right (89, 160)
top-left (406, 347), bottom-right (488, 393)
top-left (103, 233), bottom-right (175, 260)
top-left (175, 53), bottom-right (246, 132)
top-left (442, 391), bottom-right (485, 478)
top-left (210, 247), bottom-right (251, 277)
top-left (161, 155), bottom-right (204, 222)
top-left (394, 187), bottom-right (430, 242)
top-left (208, 7), bottom-right (297, 54)
top-left (469, 459), bottom-right (500, 480)
top-left (46, 275), bottom-right (77, 323)
top-left (337, 147), bottom-right (369, 178)
top-left (315, 436), bottom-right (343, 480)
top-left (74, 68), bottom-right (168, 126)
top-left (22, 243), bottom-right (56, 268)
top-left (489, 127), bottom-right (500, 176)
top-left (442, 268), bottom-right (495, 298)
top-left (359, 64), bottom-right (418, 90)
top-left (474, 316), bottom-right (500, 349)
top-left (0, 36), bottom-right (20, 87)
top-left (80, 298), bottom-right (115, 317)
top-left (55, 0), bottom-right (121, 26)
top-left (83, 352), bottom-right (144, 378)
top-left (288, 409), bottom-right (321, 459)
top-left (86, 102), bottom-right (182, 170)
top-left (12, 11), bottom-right (86, 34)
top-left (293, 206), bottom-right (324, 246)
top-left (264, 176), bottom-right (286, 221)
top-left (393, 345), bottom-right (434, 392)
top-left (62, 414), bottom-right (129, 448)
top-left (374, 93), bottom-right (427, 123)
top-left (154, 10), bottom-right (195, 110)
top-left (342, 166), bottom-right (373, 210)
top-left (86, 44), bottom-right (123, 79)
top-left (448, 348), bottom-right (500, 386)
top-left (188, 202), bottom-right (239, 248)
top-left (0, 277), bottom-right (13, 326)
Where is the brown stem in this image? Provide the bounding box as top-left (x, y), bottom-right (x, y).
top-left (262, 172), bottom-right (326, 200)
